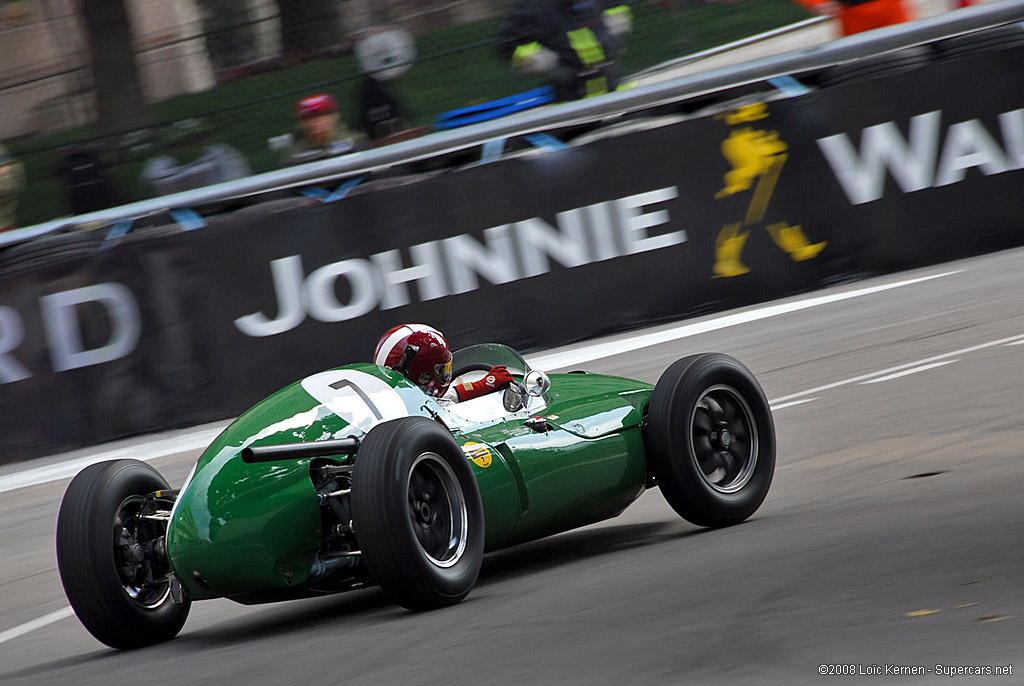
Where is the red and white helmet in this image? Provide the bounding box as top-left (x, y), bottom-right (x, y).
top-left (374, 324), bottom-right (453, 397)
top-left (295, 93), bottom-right (338, 119)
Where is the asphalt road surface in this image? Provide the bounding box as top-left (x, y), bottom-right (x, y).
top-left (2, 248), bottom-right (1023, 686)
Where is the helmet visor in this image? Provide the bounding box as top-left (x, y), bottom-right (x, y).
top-left (435, 359), bottom-right (453, 388)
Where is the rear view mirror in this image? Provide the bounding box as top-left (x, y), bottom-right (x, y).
top-left (502, 384), bottom-right (524, 412)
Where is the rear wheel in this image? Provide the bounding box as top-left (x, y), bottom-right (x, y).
top-left (56, 459), bottom-right (190, 649)
top-left (647, 354), bottom-right (775, 527)
top-left (351, 417), bottom-right (484, 610)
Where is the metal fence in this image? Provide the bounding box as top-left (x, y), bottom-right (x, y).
top-left (0, 0), bottom-right (817, 227)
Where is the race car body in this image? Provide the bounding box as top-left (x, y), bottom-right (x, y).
top-left (167, 345), bottom-right (649, 602)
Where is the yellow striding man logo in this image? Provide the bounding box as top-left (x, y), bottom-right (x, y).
top-left (712, 103), bottom-right (826, 278)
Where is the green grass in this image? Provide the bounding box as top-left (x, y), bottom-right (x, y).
top-left (9, 0), bottom-right (811, 227)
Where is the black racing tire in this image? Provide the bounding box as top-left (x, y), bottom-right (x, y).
top-left (647, 353), bottom-right (775, 528)
top-left (818, 46), bottom-right (931, 88)
top-left (932, 24), bottom-right (1024, 60)
top-left (0, 230), bottom-right (103, 279)
top-left (56, 459), bottom-right (190, 649)
top-left (351, 417), bottom-right (484, 611)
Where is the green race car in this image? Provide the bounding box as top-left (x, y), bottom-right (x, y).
top-left (56, 344), bottom-right (775, 649)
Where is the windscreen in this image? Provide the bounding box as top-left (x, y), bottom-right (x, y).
top-left (450, 343), bottom-right (530, 377)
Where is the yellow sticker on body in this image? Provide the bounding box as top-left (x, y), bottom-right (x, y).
top-left (462, 441), bottom-right (492, 468)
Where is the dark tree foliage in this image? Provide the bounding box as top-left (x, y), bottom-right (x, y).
top-left (78, 0), bottom-right (152, 136)
top-left (276, 0), bottom-right (341, 57)
top-left (198, 0), bottom-right (259, 71)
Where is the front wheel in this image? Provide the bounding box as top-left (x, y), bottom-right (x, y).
top-left (351, 417), bottom-right (485, 611)
top-left (56, 459), bottom-right (190, 649)
top-left (647, 353), bottom-right (776, 528)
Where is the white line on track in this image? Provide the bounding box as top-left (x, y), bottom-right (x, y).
top-left (769, 333), bottom-right (1024, 404)
top-left (858, 360), bottom-right (958, 384)
top-left (0, 426), bottom-right (224, 495)
top-left (0, 607), bottom-right (74, 646)
top-left (769, 398), bottom-right (818, 410)
top-left (526, 270), bottom-right (961, 371)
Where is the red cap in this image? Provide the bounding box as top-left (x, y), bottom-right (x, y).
top-left (295, 94), bottom-right (338, 119)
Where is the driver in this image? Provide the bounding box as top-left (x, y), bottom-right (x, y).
top-left (374, 324), bottom-right (514, 402)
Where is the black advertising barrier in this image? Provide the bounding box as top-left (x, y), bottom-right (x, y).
top-left (783, 46), bottom-right (1024, 274)
top-left (0, 234), bottom-right (217, 460)
top-left (2, 45), bottom-right (1024, 463)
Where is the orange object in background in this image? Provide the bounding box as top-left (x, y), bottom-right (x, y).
top-left (797, 0), bottom-right (915, 37)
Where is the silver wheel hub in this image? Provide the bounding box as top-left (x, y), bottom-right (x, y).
top-left (407, 452), bottom-right (468, 569)
top-left (690, 384), bottom-right (759, 494)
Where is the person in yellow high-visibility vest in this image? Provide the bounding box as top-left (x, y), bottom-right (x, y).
top-left (498, 0), bottom-right (633, 101)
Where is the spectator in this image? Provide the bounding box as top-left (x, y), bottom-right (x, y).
top-left (498, 0), bottom-right (633, 102)
top-left (281, 94), bottom-right (366, 166)
top-left (0, 143), bottom-right (25, 232)
top-left (358, 76), bottom-right (412, 141)
top-left (797, 0), bottom-right (914, 37)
